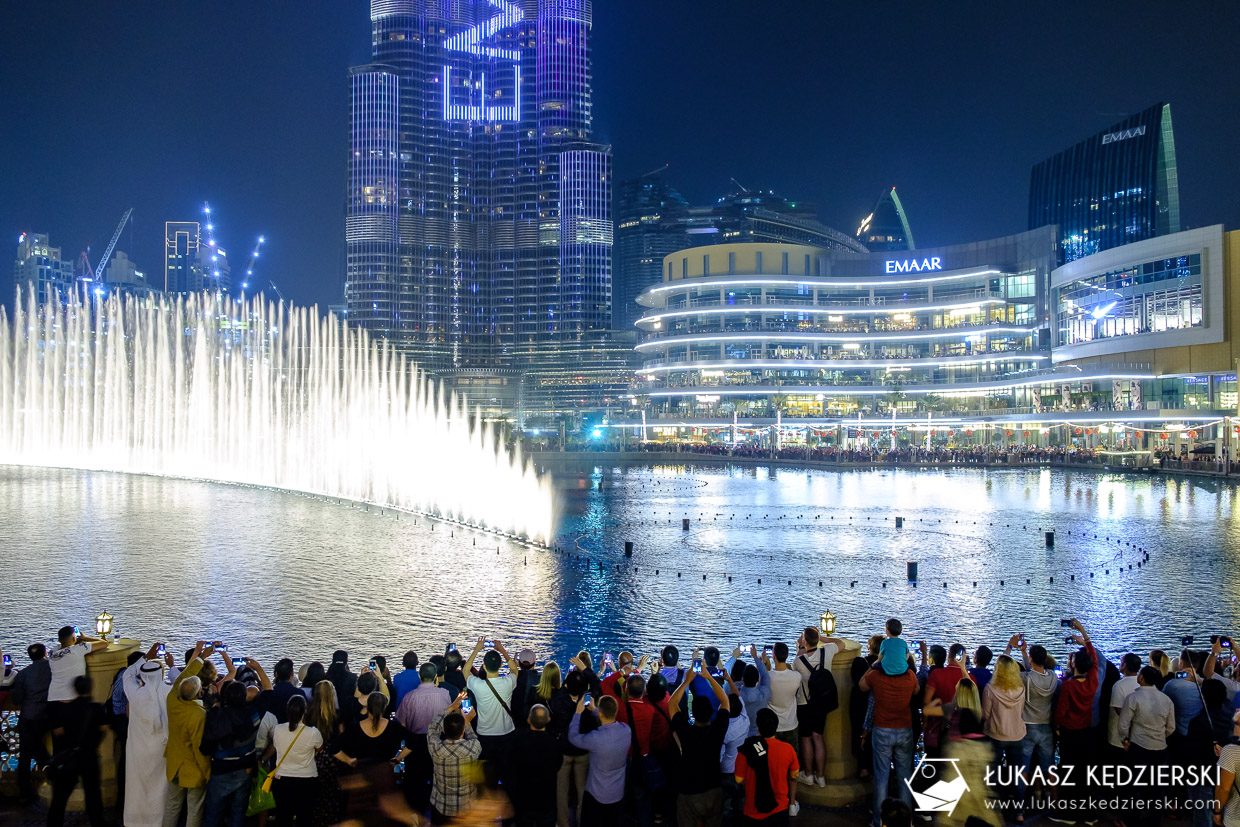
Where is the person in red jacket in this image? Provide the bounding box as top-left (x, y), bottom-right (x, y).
top-left (1054, 618), bottom-right (1099, 817)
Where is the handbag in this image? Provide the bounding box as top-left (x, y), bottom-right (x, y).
top-left (246, 767), bottom-right (276, 817)
top-left (261, 723), bottom-right (307, 794)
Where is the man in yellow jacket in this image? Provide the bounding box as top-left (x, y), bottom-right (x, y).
top-left (163, 641), bottom-right (214, 827)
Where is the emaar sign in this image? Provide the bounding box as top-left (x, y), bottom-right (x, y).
top-left (886, 257), bottom-right (942, 274)
top-left (1101, 125), bottom-right (1146, 145)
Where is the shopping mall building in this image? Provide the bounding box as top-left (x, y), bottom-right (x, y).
top-left (628, 225), bottom-right (1240, 451)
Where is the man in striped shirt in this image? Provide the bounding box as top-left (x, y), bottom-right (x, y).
top-left (397, 663), bottom-right (451, 811)
top-left (428, 698), bottom-right (483, 821)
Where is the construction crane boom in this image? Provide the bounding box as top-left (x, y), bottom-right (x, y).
top-left (94, 208), bottom-right (134, 281)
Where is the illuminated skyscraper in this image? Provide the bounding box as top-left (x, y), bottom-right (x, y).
top-left (856, 187), bottom-right (915, 252)
top-left (164, 222), bottom-right (199, 293)
top-left (9, 232), bottom-right (74, 308)
top-left (346, 0), bottom-right (611, 374)
top-left (164, 222), bottom-right (230, 294)
top-left (614, 174), bottom-right (691, 331)
top-left (1029, 102), bottom-right (1180, 261)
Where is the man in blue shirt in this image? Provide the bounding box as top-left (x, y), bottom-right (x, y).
top-left (725, 646), bottom-right (772, 737)
top-left (1163, 651), bottom-right (1206, 736)
top-left (568, 693), bottom-right (631, 826)
top-left (392, 650), bottom-right (421, 707)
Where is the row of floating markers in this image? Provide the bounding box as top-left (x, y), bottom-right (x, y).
top-left (546, 546), bottom-right (1152, 589)
top-left (558, 512), bottom-right (1154, 587)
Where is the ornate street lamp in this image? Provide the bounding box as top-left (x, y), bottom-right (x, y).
top-left (819, 610), bottom-right (836, 636)
top-left (95, 610), bottom-right (114, 638)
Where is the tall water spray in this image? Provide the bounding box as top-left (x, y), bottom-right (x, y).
top-left (0, 289), bottom-right (554, 540)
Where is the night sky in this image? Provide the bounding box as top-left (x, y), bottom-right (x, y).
top-left (2, 2), bottom-right (1237, 308)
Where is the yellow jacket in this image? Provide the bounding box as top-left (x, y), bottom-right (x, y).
top-left (165, 657), bottom-right (210, 787)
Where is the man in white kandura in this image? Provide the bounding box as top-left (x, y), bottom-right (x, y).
top-left (123, 641), bottom-right (173, 827)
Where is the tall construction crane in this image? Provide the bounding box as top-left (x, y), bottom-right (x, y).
top-left (93, 208), bottom-right (134, 281)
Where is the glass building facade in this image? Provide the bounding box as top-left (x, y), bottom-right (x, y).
top-left (344, 66), bottom-right (401, 338)
top-left (1055, 253), bottom-right (1203, 347)
top-left (613, 174), bottom-right (691, 331)
top-left (346, 0), bottom-right (611, 375)
top-left (1029, 102), bottom-right (1180, 262)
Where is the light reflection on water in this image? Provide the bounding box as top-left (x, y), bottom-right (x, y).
top-left (1, 463), bottom-right (1238, 667)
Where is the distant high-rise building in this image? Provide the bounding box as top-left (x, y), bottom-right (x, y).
top-left (614, 174), bottom-right (691, 331)
top-left (9, 232), bottom-right (74, 307)
top-left (613, 183), bottom-right (866, 331)
top-left (165, 222), bottom-right (230, 294)
top-left (104, 251), bottom-right (157, 298)
top-left (164, 222), bottom-right (199, 293)
top-left (345, 0), bottom-right (612, 375)
top-left (1029, 102), bottom-right (1180, 261)
top-left (855, 187), bottom-right (915, 251)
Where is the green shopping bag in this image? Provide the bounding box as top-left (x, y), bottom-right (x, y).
top-left (247, 767), bottom-right (277, 816)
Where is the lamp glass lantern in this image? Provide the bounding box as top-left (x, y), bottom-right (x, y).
top-left (819, 610), bottom-right (836, 636)
top-left (95, 610), bottom-right (114, 638)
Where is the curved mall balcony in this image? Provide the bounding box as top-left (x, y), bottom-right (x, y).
top-left (633, 322), bottom-right (1040, 353)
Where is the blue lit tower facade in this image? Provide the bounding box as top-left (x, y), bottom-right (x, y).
top-left (346, 0), bottom-right (611, 374)
top-left (1029, 103), bottom-right (1180, 262)
top-left (344, 65), bottom-right (401, 336)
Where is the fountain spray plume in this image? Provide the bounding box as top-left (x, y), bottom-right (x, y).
top-left (0, 286), bottom-right (555, 541)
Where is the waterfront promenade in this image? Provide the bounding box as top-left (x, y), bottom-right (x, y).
top-left (532, 447), bottom-right (1236, 480)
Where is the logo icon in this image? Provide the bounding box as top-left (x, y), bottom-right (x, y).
top-left (906, 756), bottom-right (969, 816)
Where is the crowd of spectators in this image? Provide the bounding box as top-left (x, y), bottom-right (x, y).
top-left (632, 442), bottom-right (1108, 466)
top-left (2, 620), bottom-right (1239, 827)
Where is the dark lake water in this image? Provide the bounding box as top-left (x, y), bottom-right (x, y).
top-left (1, 463), bottom-right (1237, 670)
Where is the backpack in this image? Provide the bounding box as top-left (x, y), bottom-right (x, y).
top-left (799, 648), bottom-right (839, 715)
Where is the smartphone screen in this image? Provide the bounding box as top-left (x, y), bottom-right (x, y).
top-left (692, 659), bottom-right (702, 672)
top-left (3, 654), bottom-right (11, 667)
top-left (231, 657), bottom-right (244, 667)
top-left (369, 660), bottom-right (378, 670)
top-left (157, 644), bottom-right (166, 656)
top-left (763, 647), bottom-right (773, 659)
top-left (582, 693), bottom-right (592, 706)
top-left (484, 640), bottom-right (494, 649)
top-left (461, 699), bottom-right (473, 714)
top-left (447, 643), bottom-right (456, 652)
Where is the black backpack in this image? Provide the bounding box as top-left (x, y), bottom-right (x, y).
top-left (800, 648), bottom-right (839, 714)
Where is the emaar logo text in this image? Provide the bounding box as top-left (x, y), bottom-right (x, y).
top-left (886, 257), bottom-right (942, 274)
top-left (1101, 125), bottom-right (1146, 145)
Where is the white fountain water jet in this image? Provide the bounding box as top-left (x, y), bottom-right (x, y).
top-left (0, 288), bottom-right (555, 541)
